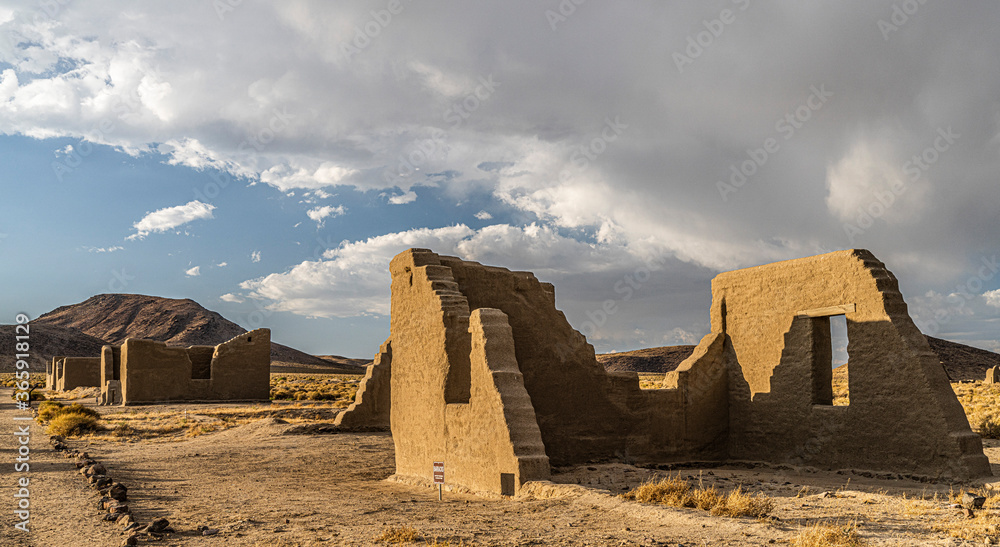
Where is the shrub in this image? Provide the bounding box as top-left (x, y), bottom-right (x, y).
top-left (37, 401), bottom-right (65, 422)
top-left (61, 403), bottom-right (100, 419)
top-left (971, 412), bottom-right (1000, 439)
top-left (47, 412), bottom-right (101, 436)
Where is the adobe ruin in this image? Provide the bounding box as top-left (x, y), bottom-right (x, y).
top-left (46, 356), bottom-right (101, 392)
top-left (333, 339), bottom-right (392, 429)
top-left (97, 329), bottom-right (271, 405)
top-left (386, 248), bottom-right (990, 496)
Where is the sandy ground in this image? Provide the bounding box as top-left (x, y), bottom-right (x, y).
top-left (4, 389), bottom-right (1000, 546)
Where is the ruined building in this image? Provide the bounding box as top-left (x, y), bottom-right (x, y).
top-left (46, 356), bottom-right (101, 392)
top-left (379, 248), bottom-right (990, 496)
top-left (98, 329), bottom-right (271, 405)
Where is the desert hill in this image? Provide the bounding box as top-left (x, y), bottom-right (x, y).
top-left (2, 294), bottom-right (367, 374)
top-left (0, 324), bottom-right (109, 370)
top-left (599, 336), bottom-right (1000, 382)
top-left (597, 345), bottom-right (697, 373)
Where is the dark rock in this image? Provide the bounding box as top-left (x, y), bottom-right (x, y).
top-left (102, 513), bottom-right (119, 522)
top-left (93, 476), bottom-right (113, 489)
top-left (144, 518), bottom-right (170, 533)
top-left (97, 497), bottom-right (112, 510)
top-left (963, 507), bottom-right (975, 518)
top-left (203, 528), bottom-right (220, 536)
top-left (109, 483), bottom-right (128, 501)
top-left (121, 533), bottom-right (138, 546)
top-left (962, 492), bottom-right (986, 510)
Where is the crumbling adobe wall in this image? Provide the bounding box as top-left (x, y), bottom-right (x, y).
top-left (444, 309), bottom-right (550, 495)
top-left (99, 329), bottom-right (270, 405)
top-left (334, 339), bottom-right (392, 429)
top-left (119, 339), bottom-right (193, 403)
top-left (389, 249), bottom-right (726, 494)
top-left (714, 249), bottom-right (989, 479)
top-left (389, 250), bottom-right (552, 494)
top-left (436, 253), bottom-right (728, 465)
top-left (205, 329), bottom-right (271, 401)
top-left (58, 357), bottom-right (101, 390)
top-left (46, 357), bottom-right (61, 390)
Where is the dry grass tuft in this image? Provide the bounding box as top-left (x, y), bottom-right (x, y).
top-left (374, 526), bottom-right (419, 543)
top-left (792, 521), bottom-right (867, 547)
top-left (934, 511), bottom-right (1000, 542)
top-left (621, 475), bottom-right (774, 518)
top-left (709, 486), bottom-right (776, 519)
top-left (37, 400), bottom-right (65, 422)
top-left (47, 412), bottom-right (101, 436)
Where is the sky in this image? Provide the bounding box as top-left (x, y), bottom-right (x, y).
top-left (0, 1), bottom-right (998, 359)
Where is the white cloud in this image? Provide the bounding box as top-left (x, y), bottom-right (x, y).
top-left (984, 289), bottom-right (1000, 309)
top-left (85, 245), bottom-right (124, 253)
top-left (185, 266), bottom-right (201, 277)
top-left (825, 134), bottom-right (927, 224)
top-left (241, 223), bottom-right (650, 319)
top-left (220, 293), bottom-right (244, 303)
top-left (217, 261), bottom-right (228, 267)
top-left (474, 210), bottom-right (493, 220)
top-left (260, 161), bottom-right (358, 192)
top-left (127, 200), bottom-right (216, 240)
top-left (388, 191), bottom-right (417, 205)
top-left (251, 250), bottom-right (261, 263)
top-left (306, 204), bottom-right (346, 226)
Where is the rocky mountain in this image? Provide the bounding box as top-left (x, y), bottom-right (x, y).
top-left (1, 294), bottom-right (367, 373)
top-left (598, 336), bottom-right (1000, 382)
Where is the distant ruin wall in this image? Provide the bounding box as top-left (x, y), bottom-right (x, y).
top-left (334, 339), bottom-right (392, 430)
top-left (99, 329), bottom-right (270, 405)
top-left (58, 357), bottom-right (101, 391)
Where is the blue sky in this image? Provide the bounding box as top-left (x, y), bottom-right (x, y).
top-left (1, 1), bottom-right (998, 358)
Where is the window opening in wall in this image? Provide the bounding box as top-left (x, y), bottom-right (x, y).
top-left (829, 314), bottom-right (849, 406)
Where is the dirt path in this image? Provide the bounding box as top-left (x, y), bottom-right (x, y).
top-left (3, 390), bottom-right (999, 546)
